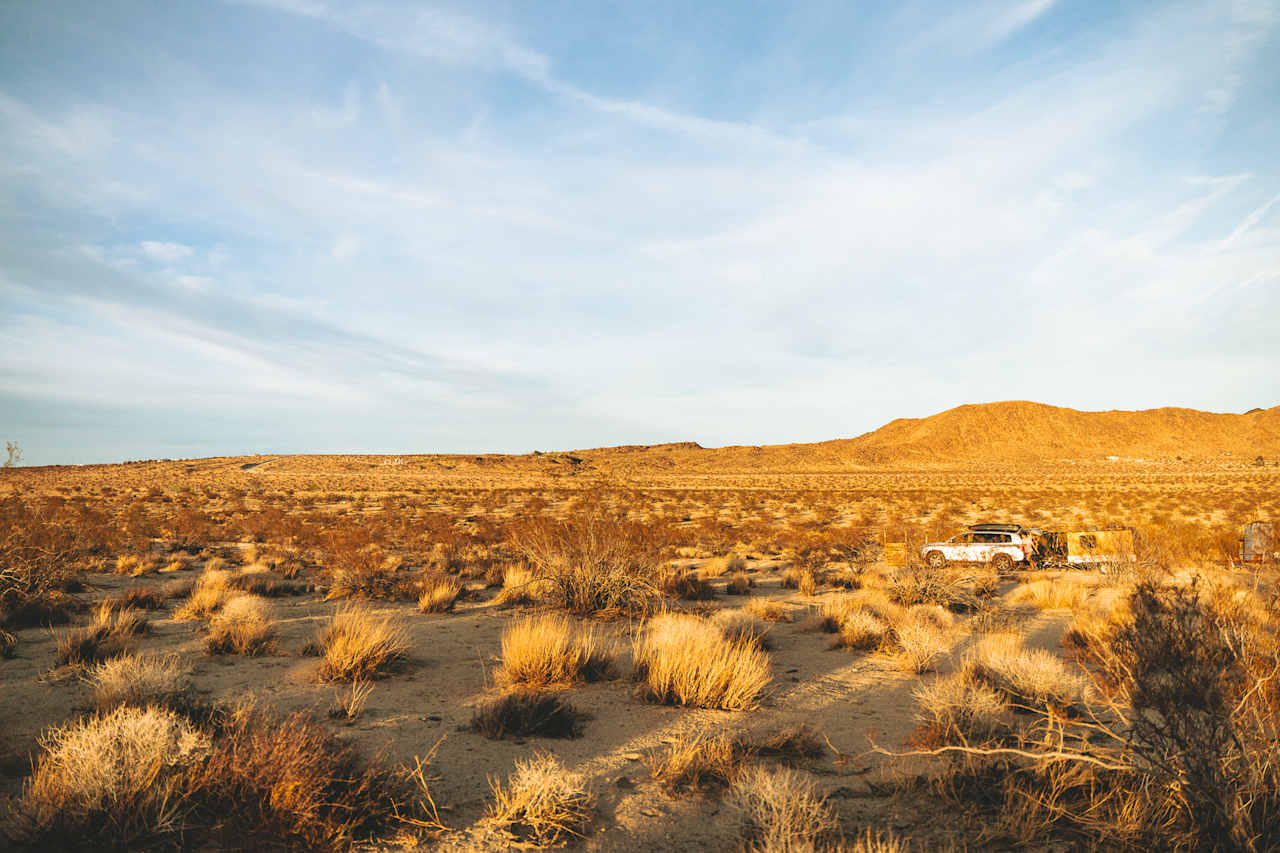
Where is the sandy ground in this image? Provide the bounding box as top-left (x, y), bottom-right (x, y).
top-left (0, 558), bottom-right (1079, 851)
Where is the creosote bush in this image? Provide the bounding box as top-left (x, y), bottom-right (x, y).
top-left (511, 511), bottom-right (661, 615)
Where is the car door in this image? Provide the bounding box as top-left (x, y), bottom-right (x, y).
top-left (970, 532), bottom-right (996, 563)
top-left (941, 533), bottom-right (970, 560)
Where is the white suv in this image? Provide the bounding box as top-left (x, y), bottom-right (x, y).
top-left (920, 524), bottom-right (1030, 571)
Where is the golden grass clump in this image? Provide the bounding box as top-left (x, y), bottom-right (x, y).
top-left (487, 751), bottom-right (594, 847)
top-left (494, 565), bottom-right (542, 607)
top-left (744, 598), bottom-right (793, 623)
top-left (496, 614), bottom-right (613, 688)
top-left (205, 595), bottom-right (277, 656)
top-left (961, 634), bottom-right (1089, 710)
top-left (172, 569), bottom-right (233, 621)
top-left (702, 553), bottom-right (747, 577)
top-left (633, 613), bottom-right (771, 711)
top-left (645, 729), bottom-right (748, 793)
top-left (54, 603), bottom-right (149, 668)
top-left (315, 606), bottom-right (410, 682)
top-left (88, 654), bottom-right (194, 713)
top-left (730, 765), bottom-right (837, 853)
top-left (726, 572), bottom-right (753, 595)
top-left (13, 706), bottom-right (208, 846)
top-left (1007, 578), bottom-right (1091, 611)
top-left (712, 608), bottom-right (772, 649)
top-left (417, 576), bottom-right (464, 613)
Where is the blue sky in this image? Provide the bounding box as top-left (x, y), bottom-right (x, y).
top-left (2, 0), bottom-right (1278, 465)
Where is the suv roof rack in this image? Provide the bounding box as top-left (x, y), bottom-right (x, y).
top-left (967, 523), bottom-right (1023, 533)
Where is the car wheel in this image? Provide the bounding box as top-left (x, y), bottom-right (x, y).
top-left (991, 553), bottom-right (1013, 572)
top-left (925, 550), bottom-right (946, 569)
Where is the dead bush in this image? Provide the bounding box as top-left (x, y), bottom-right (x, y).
top-left (470, 690), bottom-right (587, 740)
top-left (54, 604), bottom-right (148, 668)
top-left (730, 765), bottom-right (837, 853)
top-left (87, 654), bottom-right (197, 715)
top-left (487, 751), bottom-right (594, 847)
top-left (659, 569), bottom-right (717, 601)
top-left (9, 706), bottom-right (208, 848)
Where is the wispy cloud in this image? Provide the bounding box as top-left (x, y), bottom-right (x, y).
top-left (1, 0), bottom-right (1278, 463)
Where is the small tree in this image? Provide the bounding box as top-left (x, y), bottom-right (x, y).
top-left (3, 441), bottom-right (19, 468)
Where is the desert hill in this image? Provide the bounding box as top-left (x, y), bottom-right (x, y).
top-left (832, 401), bottom-right (1280, 464)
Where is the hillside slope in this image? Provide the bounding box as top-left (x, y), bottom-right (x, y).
top-left (836, 401), bottom-right (1280, 464)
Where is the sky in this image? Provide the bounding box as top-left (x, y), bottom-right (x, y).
top-left (1, 0), bottom-right (1278, 465)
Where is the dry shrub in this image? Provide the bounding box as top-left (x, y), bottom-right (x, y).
top-left (179, 703), bottom-right (405, 850)
top-left (494, 564), bottom-right (542, 607)
top-left (726, 572), bottom-right (754, 595)
top-left (511, 512), bottom-right (661, 615)
top-left (935, 580), bottom-right (1280, 851)
top-left (889, 566), bottom-right (980, 613)
top-left (893, 619), bottom-right (950, 674)
top-left (912, 672), bottom-right (1008, 746)
top-left (830, 608), bottom-right (888, 651)
top-left (88, 654), bottom-right (195, 714)
top-left (54, 604), bottom-right (148, 668)
top-left (1, 590), bottom-right (76, 631)
top-left (703, 554), bottom-right (747, 578)
top-left (1007, 578), bottom-right (1091, 611)
top-left (10, 706), bottom-right (208, 848)
top-left (495, 614), bottom-right (613, 688)
top-left (225, 572), bottom-right (304, 597)
top-left (487, 752), bottom-right (594, 847)
top-left (751, 725), bottom-right (826, 762)
top-left (780, 567), bottom-right (803, 589)
top-left (961, 634), bottom-right (1089, 711)
top-left (713, 608), bottom-right (772, 649)
top-left (730, 765), bottom-right (837, 853)
top-left (205, 595), bottom-right (277, 656)
top-left (660, 570), bottom-right (717, 601)
top-left (417, 576), bottom-right (463, 613)
top-left (470, 690), bottom-right (586, 740)
top-left (633, 613), bottom-right (771, 711)
top-left (745, 599), bottom-right (793, 623)
top-left (798, 570), bottom-right (818, 596)
top-left (315, 606), bottom-right (410, 682)
top-left (0, 627), bottom-right (15, 659)
top-left (328, 680), bottom-right (374, 721)
top-left (844, 830), bottom-right (907, 852)
top-left (645, 730), bottom-right (749, 793)
top-left (114, 586), bottom-right (164, 611)
top-left (172, 570), bottom-right (232, 621)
